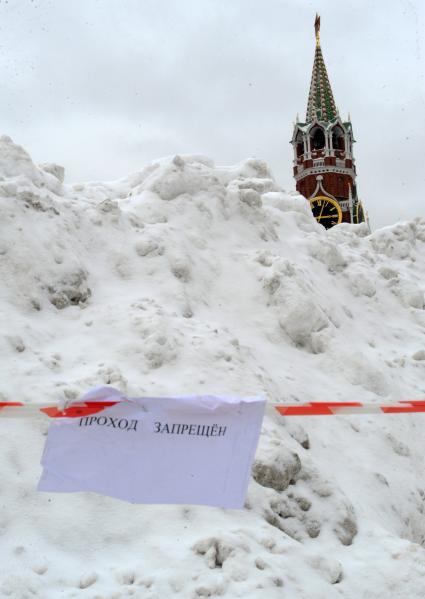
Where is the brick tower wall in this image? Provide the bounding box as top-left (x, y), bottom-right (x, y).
top-left (296, 173), bottom-right (354, 201)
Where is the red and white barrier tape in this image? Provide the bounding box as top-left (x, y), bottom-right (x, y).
top-left (0, 401), bottom-right (118, 419)
top-left (274, 400), bottom-right (425, 416)
top-left (1, 399), bottom-right (425, 418)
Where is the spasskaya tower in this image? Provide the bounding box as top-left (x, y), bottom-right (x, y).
top-left (291, 15), bottom-right (366, 228)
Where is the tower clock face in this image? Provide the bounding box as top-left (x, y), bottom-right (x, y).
top-left (353, 200), bottom-right (365, 224)
top-left (309, 195), bottom-right (343, 229)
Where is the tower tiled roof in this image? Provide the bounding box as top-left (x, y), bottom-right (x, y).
top-left (305, 15), bottom-right (338, 123)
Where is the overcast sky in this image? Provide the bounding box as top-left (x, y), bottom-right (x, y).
top-left (0, 0), bottom-right (424, 228)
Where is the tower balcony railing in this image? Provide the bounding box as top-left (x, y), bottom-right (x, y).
top-left (294, 163), bottom-right (356, 181)
top-left (295, 154), bottom-right (324, 164)
top-left (294, 155), bottom-right (352, 168)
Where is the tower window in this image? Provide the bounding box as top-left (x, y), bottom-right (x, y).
top-left (332, 127), bottom-right (345, 151)
top-left (295, 131), bottom-right (304, 157)
top-left (311, 127), bottom-right (325, 150)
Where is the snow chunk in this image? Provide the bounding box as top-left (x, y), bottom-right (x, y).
top-left (0, 135), bottom-right (41, 182)
top-left (252, 448), bottom-right (302, 492)
top-left (193, 535), bottom-right (248, 569)
top-left (278, 296), bottom-right (330, 352)
top-left (48, 268), bottom-right (91, 309)
top-left (141, 155), bottom-right (221, 201)
top-left (39, 162), bottom-right (65, 183)
top-left (369, 222), bottom-right (418, 259)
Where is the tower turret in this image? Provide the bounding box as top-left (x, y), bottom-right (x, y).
top-left (291, 15), bottom-right (366, 228)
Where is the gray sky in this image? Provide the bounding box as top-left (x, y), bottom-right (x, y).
top-left (1, 0), bottom-right (424, 228)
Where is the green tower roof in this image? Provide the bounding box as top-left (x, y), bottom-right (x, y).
top-left (305, 15), bottom-right (338, 123)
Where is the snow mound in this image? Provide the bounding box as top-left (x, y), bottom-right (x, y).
top-left (1, 138), bottom-right (425, 598)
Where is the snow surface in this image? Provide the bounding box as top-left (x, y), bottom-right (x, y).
top-left (1, 134), bottom-right (425, 598)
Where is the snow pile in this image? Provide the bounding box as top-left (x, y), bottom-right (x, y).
top-left (1, 136), bottom-right (425, 598)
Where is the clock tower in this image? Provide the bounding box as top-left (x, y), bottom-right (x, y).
top-left (291, 15), bottom-right (366, 228)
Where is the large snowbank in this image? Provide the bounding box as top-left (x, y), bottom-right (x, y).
top-left (1, 135), bottom-right (425, 598)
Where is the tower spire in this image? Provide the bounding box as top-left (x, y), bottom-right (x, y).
top-left (306, 15), bottom-right (338, 123)
top-left (314, 13), bottom-right (320, 47)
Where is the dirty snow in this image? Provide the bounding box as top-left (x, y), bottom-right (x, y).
top-left (1, 135), bottom-right (425, 598)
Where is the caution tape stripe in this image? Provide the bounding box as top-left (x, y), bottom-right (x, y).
top-left (1, 400), bottom-right (425, 418)
top-left (0, 401), bottom-right (120, 418)
top-left (274, 400), bottom-right (425, 416)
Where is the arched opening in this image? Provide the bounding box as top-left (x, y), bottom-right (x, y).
top-left (311, 127), bottom-right (325, 150)
top-left (332, 126), bottom-right (345, 152)
top-left (337, 176), bottom-right (344, 196)
top-left (295, 131), bottom-right (304, 158)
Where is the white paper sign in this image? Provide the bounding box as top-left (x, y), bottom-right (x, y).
top-left (38, 387), bottom-right (265, 508)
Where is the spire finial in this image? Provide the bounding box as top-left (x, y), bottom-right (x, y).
top-left (306, 13), bottom-right (337, 122)
top-left (314, 13), bottom-right (321, 47)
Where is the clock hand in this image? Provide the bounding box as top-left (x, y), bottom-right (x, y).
top-left (318, 201), bottom-right (325, 220)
